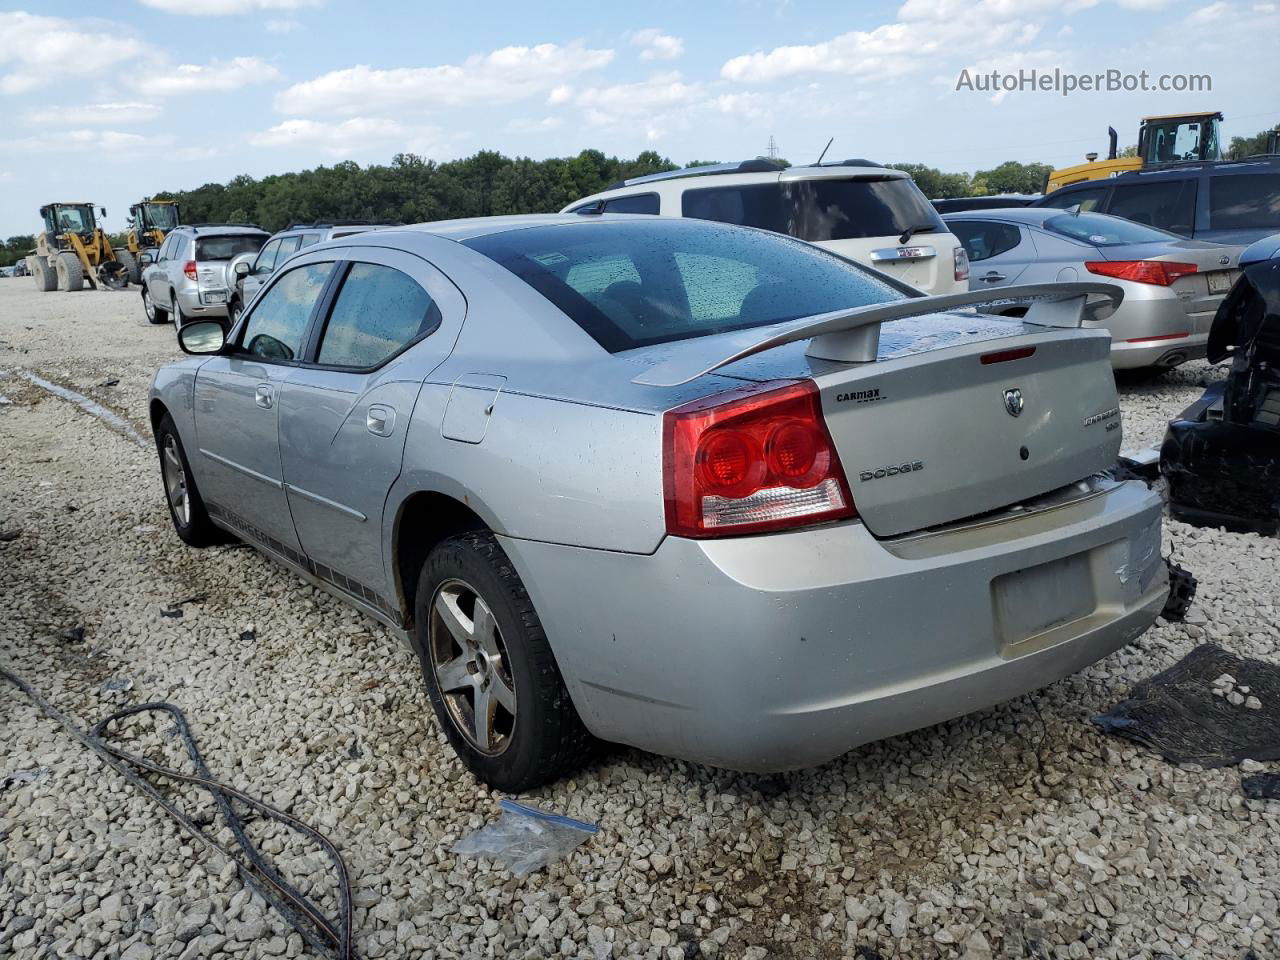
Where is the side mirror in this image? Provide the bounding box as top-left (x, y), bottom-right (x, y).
top-left (139, 252), bottom-right (155, 266)
top-left (178, 321), bottom-right (226, 355)
top-left (233, 260), bottom-right (251, 278)
top-left (100, 208), bottom-right (108, 218)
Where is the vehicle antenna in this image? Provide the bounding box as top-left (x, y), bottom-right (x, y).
top-left (816, 137), bottom-right (834, 165)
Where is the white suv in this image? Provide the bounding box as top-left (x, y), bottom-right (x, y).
top-left (563, 159), bottom-right (969, 295)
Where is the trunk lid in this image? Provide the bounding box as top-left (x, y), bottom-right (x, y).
top-left (815, 233), bottom-right (964, 295)
top-left (806, 325), bottom-right (1120, 537)
top-left (1100, 240), bottom-right (1244, 335)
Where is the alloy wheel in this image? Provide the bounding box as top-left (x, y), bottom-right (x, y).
top-left (429, 578), bottom-right (517, 756)
top-left (161, 434), bottom-right (190, 528)
top-left (143, 289), bottom-right (155, 321)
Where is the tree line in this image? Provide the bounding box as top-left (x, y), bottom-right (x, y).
top-left (2, 128), bottom-right (1272, 267)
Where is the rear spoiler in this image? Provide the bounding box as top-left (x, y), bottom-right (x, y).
top-left (632, 282), bottom-right (1124, 387)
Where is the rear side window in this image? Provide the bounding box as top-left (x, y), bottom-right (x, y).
top-left (254, 239), bottom-right (281, 274)
top-left (1209, 173), bottom-right (1280, 231)
top-left (464, 219), bottom-right (904, 353)
top-left (196, 234), bottom-right (266, 262)
top-left (240, 262), bottom-right (333, 361)
top-left (1107, 180), bottom-right (1196, 234)
top-left (681, 178), bottom-right (943, 241)
top-left (1039, 187), bottom-right (1107, 212)
top-left (298, 233), bottom-right (322, 248)
top-left (316, 263), bottom-right (440, 369)
top-left (1044, 212), bottom-right (1176, 246)
top-left (602, 193), bottom-right (660, 215)
top-left (947, 221), bottom-right (1022, 262)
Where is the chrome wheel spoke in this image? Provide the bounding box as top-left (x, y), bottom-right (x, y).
top-left (434, 589), bottom-right (473, 647)
top-left (167, 481), bottom-right (185, 508)
top-left (472, 685), bottom-right (494, 749)
top-left (435, 652), bottom-right (473, 693)
top-left (473, 596), bottom-right (499, 656)
top-left (164, 444), bottom-right (181, 471)
top-left (490, 671), bottom-right (516, 713)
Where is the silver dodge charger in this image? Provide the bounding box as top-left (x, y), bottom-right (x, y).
top-left (150, 214), bottom-right (1169, 790)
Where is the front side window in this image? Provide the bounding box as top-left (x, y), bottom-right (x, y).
top-left (197, 234), bottom-right (266, 262)
top-left (1044, 212), bottom-right (1177, 246)
top-left (316, 263), bottom-right (439, 368)
top-left (1038, 187), bottom-right (1107, 212)
top-left (947, 221), bottom-right (1022, 262)
top-left (239, 262), bottom-right (333, 361)
top-left (1209, 173), bottom-right (1280, 230)
top-left (465, 219), bottom-right (905, 353)
top-left (1106, 180), bottom-right (1196, 234)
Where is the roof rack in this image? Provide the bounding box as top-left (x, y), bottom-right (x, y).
top-left (187, 222), bottom-right (266, 232)
top-left (281, 220), bottom-right (381, 230)
top-left (615, 158), bottom-right (787, 189)
top-left (815, 158), bottom-right (884, 168)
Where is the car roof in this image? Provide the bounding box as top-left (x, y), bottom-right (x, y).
top-left (177, 224), bottom-right (269, 236)
top-left (340, 213), bottom-right (609, 243)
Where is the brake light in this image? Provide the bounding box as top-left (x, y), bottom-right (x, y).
top-left (183, 260), bottom-right (198, 281)
top-left (1085, 260), bottom-right (1197, 286)
top-left (663, 380), bottom-right (855, 538)
top-left (954, 245), bottom-right (970, 283)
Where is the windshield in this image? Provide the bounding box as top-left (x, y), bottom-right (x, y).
top-left (465, 219), bottom-right (905, 353)
top-left (143, 204), bottom-right (179, 230)
top-left (53, 205), bottom-right (94, 234)
top-left (1044, 212), bottom-right (1179, 246)
top-left (680, 177), bottom-right (945, 242)
top-left (196, 234), bottom-right (266, 261)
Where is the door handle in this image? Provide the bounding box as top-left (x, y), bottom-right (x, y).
top-left (254, 384), bottom-right (274, 409)
top-left (980, 271), bottom-right (1007, 282)
top-left (366, 404), bottom-right (395, 437)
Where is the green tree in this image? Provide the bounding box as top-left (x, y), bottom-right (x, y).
top-left (1229, 127), bottom-right (1279, 159)
top-left (888, 163), bottom-right (973, 199)
top-left (972, 160), bottom-right (1054, 195)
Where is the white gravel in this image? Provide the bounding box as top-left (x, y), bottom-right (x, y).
top-left (2, 279), bottom-right (1278, 960)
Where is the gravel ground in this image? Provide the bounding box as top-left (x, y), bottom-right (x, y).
top-left (2, 279), bottom-right (1278, 960)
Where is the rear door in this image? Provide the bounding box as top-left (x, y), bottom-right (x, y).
top-left (946, 219), bottom-right (1032, 289)
top-left (192, 257), bottom-right (336, 557)
top-left (277, 248), bottom-right (466, 607)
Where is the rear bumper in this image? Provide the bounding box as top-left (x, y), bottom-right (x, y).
top-left (176, 286), bottom-right (230, 319)
top-left (502, 479), bottom-right (1166, 772)
top-left (1106, 292), bottom-right (1214, 369)
top-left (1111, 332), bottom-right (1208, 369)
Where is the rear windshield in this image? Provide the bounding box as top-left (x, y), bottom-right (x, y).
top-left (1044, 212), bottom-right (1177, 246)
top-left (681, 177), bottom-right (945, 242)
top-left (195, 234), bottom-right (266, 261)
top-left (464, 219), bottom-right (906, 353)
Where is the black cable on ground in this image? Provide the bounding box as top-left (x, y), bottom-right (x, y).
top-left (1, 666), bottom-right (354, 960)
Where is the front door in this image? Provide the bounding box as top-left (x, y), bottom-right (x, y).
top-left (277, 249), bottom-right (465, 610)
top-left (192, 258), bottom-right (337, 558)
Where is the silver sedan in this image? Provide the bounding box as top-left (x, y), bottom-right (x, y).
top-left (944, 208), bottom-right (1244, 369)
top-left (150, 214), bottom-right (1168, 790)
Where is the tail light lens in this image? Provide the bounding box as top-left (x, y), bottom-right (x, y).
top-left (954, 245), bottom-right (970, 283)
top-left (1085, 260), bottom-right (1197, 286)
top-left (663, 380), bottom-right (855, 538)
top-left (183, 260), bottom-right (198, 281)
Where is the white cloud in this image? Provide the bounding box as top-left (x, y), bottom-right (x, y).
top-left (631, 29), bottom-right (684, 61)
top-left (141, 57), bottom-right (280, 96)
top-left (507, 115), bottom-right (564, 132)
top-left (23, 101), bottom-right (162, 126)
top-left (0, 12), bottom-right (146, 95)
top-left (266, 18), bottom-right (303, 32)
top-left (247, 117), bottom-right (457, 158)
top-left (548, 84), bottom-right (573, 105)
top-left (276, 42), bottom-right (614, 114)
top-left (138, 0), bottom-right (319, 14)
top-left (1186, 1), bottom-right (1231, 22)
top-left (574, 73), bottom-right (703, 140)
top-left (0, 129), bottom-right (162, 156)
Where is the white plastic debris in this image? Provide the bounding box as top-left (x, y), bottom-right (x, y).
top-left (453, 799), bottom-right (597, 877)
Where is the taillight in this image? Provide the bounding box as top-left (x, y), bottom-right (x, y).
top-left (954, 245), bottom-right (970, 283)
top-left (183, 260), bottom-right (198, 281)
top-left (1085, 260), bottom-right (1197, 286)
top-left (663, 380), bottom-right (855, 538)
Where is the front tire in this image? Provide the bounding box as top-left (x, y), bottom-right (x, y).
top-left (143, 287), bottom-right (168, 324)
top-left (155, 413), bottom-right (224, 547)
top-left (56, 252), bottom-right (84, 292)
top-left (228, 297), bottom-right (243, 327)
top-left (417, 532), bottom-right (592, 791)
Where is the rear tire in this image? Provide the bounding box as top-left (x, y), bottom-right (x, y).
top-left (227, 297), bottom-right (243, 328)
top-left (171, 292), bottom-right (187, 329)
top-left (416, 531), bottom-right (593, 791)
top-left (155, 412), bottom-right (225, 547)
top-left (56, 252), bottom-right (84, 292)
top-left (142, 287), bottom-right (168, 324)
top-left (30, 257), bottom-right (56, 292)
top-left (117, 250), bottom-right (140, 285)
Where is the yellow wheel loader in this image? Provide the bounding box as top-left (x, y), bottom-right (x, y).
top-left (26, 203), bottom-right (129, 292)
top-left (1046, 111), bottom-right (1224, 193)
top-left (120, 199), bottom-right (181, 284)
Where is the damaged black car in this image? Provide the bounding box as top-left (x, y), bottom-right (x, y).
top-left (1162, 235), bottom-right (1280, 533)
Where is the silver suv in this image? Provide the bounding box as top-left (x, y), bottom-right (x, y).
top-left (140, 224), bottom-right (268, 328)
top-left (227, 222), bottom-right (390, 325)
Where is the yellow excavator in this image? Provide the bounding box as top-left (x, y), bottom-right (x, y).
top-left (1045, 111), bottom-right (1224, 193)
top-left (120, 199), bottom-right (181, 284)
top-left (26, 203), bottom-right (129, 292)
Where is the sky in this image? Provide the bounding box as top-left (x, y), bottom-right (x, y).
top-left (1, 0), bottom-right (1278, 237)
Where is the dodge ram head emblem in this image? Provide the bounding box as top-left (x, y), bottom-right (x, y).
top-left (1219, 254), bottom-right (1230, 265)
top-left (1003, 388), bottom-right (1024, 417)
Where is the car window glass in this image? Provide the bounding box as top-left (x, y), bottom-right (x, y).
top-left (254, 239), bottom-right (281, 275)
top-left (947, 221), bottom-right (1022, 262)
top-left (1107, 180), bottom-right (1196, 234)
top-left (157, 237), bottom-right (173, 261)
top-left (465, 219), bottom-right (905, 353)
top-left (1209, 174), bottom-right (1280, 231)
top-left (298, 233), bottom-right (321, 248)
top-left (196, 235), bottom-right (265, 261)
top-left (239, 262), bottom-right (333, 362)
top-left (1039, 187), bottom-right (1107, 212)
top-left (602, 193), bottom-right (660, 215)
top-left (1044, 212), bottom-right (1177, 246)
top-left (316, 263), bottom-right (439, 368)
top-left (276, 235), bottom-right (302, 267)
